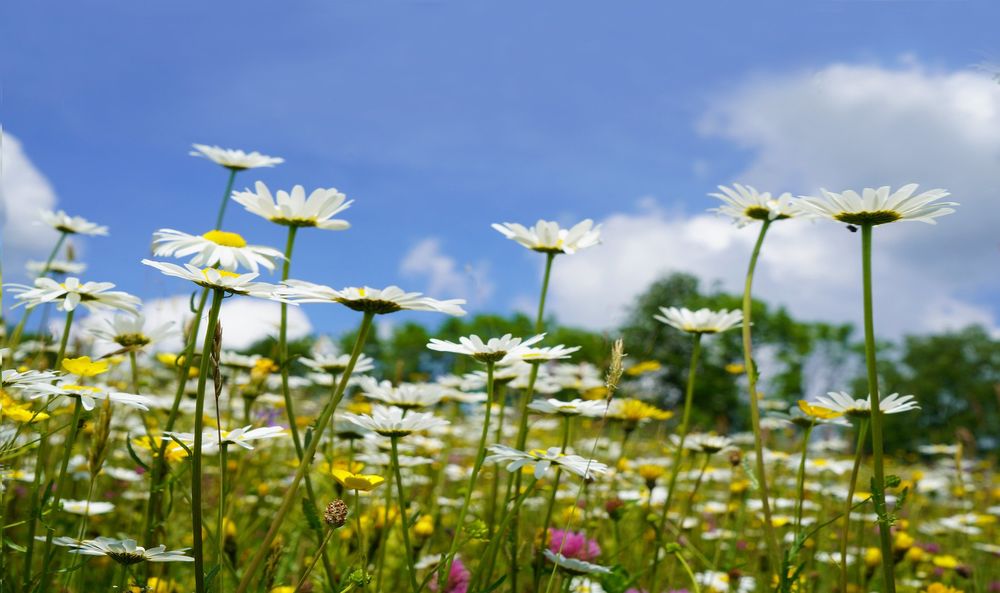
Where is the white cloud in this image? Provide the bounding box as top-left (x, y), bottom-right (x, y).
top-left (400, 237), bottom-right (494, 305)
top-left (1, 132), bottom-right (61, 276)
top-left (548, 61), bottom-right (1000, 336)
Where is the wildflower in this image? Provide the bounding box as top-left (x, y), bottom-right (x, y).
top-left (429, 555), bottom-right (470, 593)
top-left (51, 536), bottom-right (193, 564)
top-left (654, 307), bottom-right (742, 334)
top-left (358, 378), bottom-right (444, 409)
top-left (710, 183), bottom-right (800, 226)
top-left (27, 259), bottom-right (86, 276)
top-left (141, 260), bottom-right (284, 298)
top-left (152, 228), bottom-right (284, 273)
top-left (607, 398), bottom-right (673, 425)
top-left (812, 391), bottom-right (920, 417)
top-left (61, 356), bottom-right (110, 377)
top-left (797, 400), bottom-right (844, 420)
top-left (278, 281), bottom-right (466, 316)
top-left (528, 398), bottom-right (608, 417)
top-left (39, 209), bottom-right (108, 236)
top-left (324, 500), bottom-right (349, 527)
top-left (164, 425), bottom-right (286, 453)
top-left (548, 529), bottom-right (601, 561)
top-left (521, 344), bottom-right (582, 362)
top-left (232, 181), bottom-right (351, 229)
top-left (798, 184), bottom-right (956, 226)
top-left (625, 360), bottom-right (661, 376)
top-left (60, 500), bottom-right (115, 515)
top-left (301, 352), bottom-right (376, 375)
top-left (342, 404), bottom-right (449, 437)
top-left (426, 333), bottom-right (546, 363)
top-left (89, 314), bottom-right (176, 351)
top-left (190, 144), bottom-right (284, 170)
top-left (331, 469), bottom-right (385, 491)
top-left (542, 550), bottom-right (612, 575)
top-left (9, 277), bottom-right (140, 313)
top-left (31, 382), bottom-right (151, 411)
top-left (492, 219), bottom-right (601, 254)
top-left (922, 584), bottom-right (964, 593)
top-left (485, 445), bottom-right (609, 480)
top-left (413, 515), bottom-right (435, 537)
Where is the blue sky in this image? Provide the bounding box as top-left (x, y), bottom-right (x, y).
top-left (4, 1), bottom-right (1000, 341)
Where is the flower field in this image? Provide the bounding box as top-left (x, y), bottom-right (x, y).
top-left (0, 148), bottom-right (996, 593)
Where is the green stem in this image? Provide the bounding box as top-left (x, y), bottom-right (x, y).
top-left (191, 288), bottom-right (225, 593)
top-left (794, 423), bottom-right (815, 539)
top-left (218, 443), bottom-right (229, 592)
top-left (4, 232), bottom-right (67, 356)
top-left (536, 416), bottom-right (574, 593)
top-left (673, 548), bottom-right (703, 593)
top-left (536, 253), bottom-right (555, 332)
top-left (741, 219), bottom-right (781, 571)
top-left (354, 489), bottom-right (367, 569)
top-left (470, 478), bottom-right (540, 590)
top-left (234, 311), bottom-right (375, 593)
top-left (391, 436), bottom-right (420, 593)
top-left (839, 418), bottom-right (869, 593)
top-left (860, 223), bottom-right (896, 593)
top-left (650, 333), bottom-right (702, 593)
top-left (37, 396), bottom-right (84, 588)
top-left (439, 361), bottom-right (495, 589)
top-left (279, 226), bottom-right (303, 457)
top-left (53, 309), bottom-right (76, 370)
top-left (214, 168), bottom-right (238, 230)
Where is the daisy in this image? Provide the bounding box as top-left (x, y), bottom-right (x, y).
top-left (30, 382), bottom-right (152, 412)
top-left (51, 536), bottom-right (193, 564)
top-left (278, 280), bottom-right (466, 316)
top-left (231, 181), bottom-right (351, 230)
top-left (190, 144), bottom-right (284, 170)
top-left (654, 307), bottom-right (742, 334)
top-left (798, 184), bottom-right (957, 226)
top-left (485, 445), bottom-right (609, 480)
top-left (302, 352), bottom-right (376, 375)
top-left (491, 219), bottom-right (601, 254)
top-left (141, 260), bottom-right (283, 299)
top-left (60, 500), bottom-right (115, 515)
top-left (812, 391), bottom-right (920, 417)
top-left (358, 378), bottom-right (444, 410)
top-left (1, 365), bottom-right (60, 392)
top-left (528, 398), bottom-right (608, 417)
top-left (39, 209), bottom-right (108, 236)
top-left (8, 277), bottom-right (140, 314)
top-left (26, 259), bottom-right (86, 276)
top-left (520, 344), bottom-right (581, 362)
top-left (426, 333), bottom-right (546, 363)
top-left (165, 425), bottom-right (286, 453)
top-left (710, 183), bottom-right (799, 226)
top-left (89, 314), bottom-right (176, 351)
top-left (673, 433), bottom-right (736, 455)
top-left (151, 229), bottom-right (284, 273)
top-left (342, 404), bottom-right (449, 437)
top-left (542, 550), bottom-right (612, 575)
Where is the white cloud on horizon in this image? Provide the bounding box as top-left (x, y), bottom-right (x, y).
top-left (1, 132), bottom-right (61, 280)
top-left (400, 237), bottom-right (494, 306)
top-left (546, 61), bottom-right (1000, 337)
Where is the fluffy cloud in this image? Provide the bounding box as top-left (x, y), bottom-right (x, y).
top-left (0, 132), bottom-right (61, 277)
top-left (548, 62), bottom-right (1000, 336)
top-left (80, 295), bottom-right (312, 352)
top-left (400, 237), bottom-right (494, 305)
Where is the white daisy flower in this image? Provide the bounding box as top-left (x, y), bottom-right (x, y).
top-left (88, 314), bottom-right (176, 351)
top-left (426, 333), bottom-right (546, 363)
top-left (60, 500), bottom-right (115, 515)
top-left (301, 352), bottom-right (376, 375)
top-left (528, 398), bottom-right (608, 417)
top-left (917, 444), bottom-right (960, 456)
top-left (358, 377), bottom-right (444, 410)
top-left (654, 307), bottom-right (742, 334)
top-left (798, 184), bottom-right (957, 226)
top-left (151, 229), bottom-right (284, 273)
top-left (51, 536), bottom-right (193, 564)
top-left (141, 260), bottom-right (284, 299)
top-left (2, 365), bottom-right (60, 392)
top-left (278, 280), bottom-right (466, 316)
top-left (30, 383), bottom-right (152, 412)
top-left (697, 570), bottom-right (755, 593)
top-left (8, 277), bottom-right (140, 314)
top-left (26, 260), bottom-right (86, 276)
top-left (568, 576), bottom-right (608, 593)
top-left (492, 219), bottom-right (601, 254)
top-left (39, 209), bottom-right (108, 236)
top-left (165, 425), bottom-right (286, 453)
top-left (811, 391), bottom-right (920, 418)
top-left (672, 433), bottom-right (736, 455)
top-left (710, 183), bottom-right (799, 226)
top-left (542, 550), bottom-right (611, 575)
top-left (190, 144), bottom-right (284, 170)
top-left (232, 181), bottom-right (352, 230)
top-left (485, 445), bottom-right (609, 480)
top-left (520, 344), bottom-right (581, 362)
top-left (342, 404), bottom-right (449, 437)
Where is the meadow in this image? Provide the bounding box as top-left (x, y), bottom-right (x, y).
top-left (0, 145), bottom-right (996, 593)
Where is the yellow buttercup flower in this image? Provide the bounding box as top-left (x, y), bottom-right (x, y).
top-left (413, 514), bottom-right (434, 537)
top-left (932, 554), bottom-right (960, 569)
top-left (61, 355), bottom-right (109, 377)
top-left (922, 584), bottom-right (964, 593)
top-left (798, 400), bottom-right (843, 420)
top-left (625, 360), bottom-right (661, 376)
top-left (612, 398), bottom-right (673, 423)
top-left (724, 362), bottom-right (745, 375)
top-left (638, 464), bottom-right (665, 483)
top-left (331, 469), bottom-right (385, 491)
top-left (894, 531), bottom-right (914, 550)
top-left (864, 547), bottom-right (881, 567)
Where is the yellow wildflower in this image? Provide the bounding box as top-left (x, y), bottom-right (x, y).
top-left (61, 355), bottom-right (109, 377)
top-left (864, 547), bottom-right (881, 567)
top-left (413, 515), bottom-right (434, 537)
top-left (798, 400), bottom-right (843, 420)
top-left (625, 360), bottom-right (661, 376)
top-left (932, 555), bottom-right (960, 569)
top-left (331, 469), bottom-right (385, 492)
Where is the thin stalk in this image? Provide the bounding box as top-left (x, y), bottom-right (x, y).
top-left (539, 415), bottom-right (572, 543)
top-left (214, 168), bottom-right (238, 230)
top-left (354, 489), bottom-right (367, 569)
top-left (794, 423), bottom-right (815, 539)
top-left (37, 396), bottom-right (84, 588)
top-left (21, 421), bottom-right (51, 590)
top-left (438, 361), bottom-right (495, 589)
top-left (470, 477), bottom-right (540, 589)
top-left (839, 418), bottom-right (869, 593)
top-left (741, 219), bottom-right (781, 571)
top-left (391, 436), bottom-right (420, 593)
top-left (673, 548), bottom-right (703, 593)
top-left (4, 232), bottom-right (66, 355)
top-left (234, 311), bottom-right (375, 593)
top-left (649, 333), bottom-right (702, 593)
top-left (191, 288), bottom-right (225, 593)
top-left (294, 527), bottom-right (337, 593)
top-left (53, 309), bottom-right (76, 370)
top-left (536, 253), bottom-right (555, 332)
top-left (860, 223), bottom-right (896, 593)
top-left (278, 226), bottom-right (303, 457)
top-left (218, 443), bottom-right (229, 593)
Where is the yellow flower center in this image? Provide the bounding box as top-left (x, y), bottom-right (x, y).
top-left (201, 268), bottom-right (241, 279)
top-left (62, 384), bottom-right (101, 393)
top-left (202, 230), bottom-right (247, 248)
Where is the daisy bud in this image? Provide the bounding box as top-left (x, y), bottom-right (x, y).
top-left (324, 500), bottom-right (349, 528)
